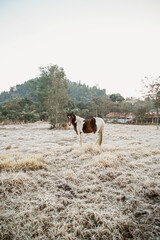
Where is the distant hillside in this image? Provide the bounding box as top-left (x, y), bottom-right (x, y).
top-left (0, 78), bottom-right (38, 103)
top-left (67, 81), bottom-right (106, 102)
top-left (0, 78), bottom-right (106, 104)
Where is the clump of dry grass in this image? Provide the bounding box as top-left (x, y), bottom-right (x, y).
top-left (0, 172), bottom-right (30, 197)
top-left (64, 169), bottom-right (77, 182)
top-left (70, 144), bottom-right (101, 160)
top-left (142, 149), bottom-right (160, 157)
top-left (82, 144), bottom-right (101, 155)
top-left (0, 154), bottom-right (47, 171)
top-left (5, 145), bottom-right (12, 150)
top-left (94, 153), bottom-right (119, 168)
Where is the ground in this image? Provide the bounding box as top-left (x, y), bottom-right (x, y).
top-left (0, 122), bottom-right (160, 240)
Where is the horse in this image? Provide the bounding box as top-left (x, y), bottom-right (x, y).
top-left (67, 112), bottom-right (105, 146)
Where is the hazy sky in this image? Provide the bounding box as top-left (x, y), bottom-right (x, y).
top-left (0, 0), bottom-right (160, 97)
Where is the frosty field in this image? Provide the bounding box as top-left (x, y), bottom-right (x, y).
top-left (0, 122), bottom-right (160, 240)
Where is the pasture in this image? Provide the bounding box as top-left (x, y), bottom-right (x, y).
top-left (0, 122), bottom-right (160, 239)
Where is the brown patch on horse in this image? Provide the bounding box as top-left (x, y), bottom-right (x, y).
top-left (73, 122), bottom-right (78, 135)
top-left (83, 118), bottom-right (97, 134)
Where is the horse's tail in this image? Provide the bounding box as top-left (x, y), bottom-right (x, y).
top-left (98, 120), bottom-right (105, 146)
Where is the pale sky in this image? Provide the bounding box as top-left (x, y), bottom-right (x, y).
top-left (0, 0), bottom-right (160, 98)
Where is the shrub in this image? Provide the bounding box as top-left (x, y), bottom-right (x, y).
top-left (23, 112), bottom-right (40, 123)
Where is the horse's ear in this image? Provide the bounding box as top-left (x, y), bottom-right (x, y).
top-left (71, 112), bottom-right (74, 115)
top-left (67, 113), bottom-right (69, 116)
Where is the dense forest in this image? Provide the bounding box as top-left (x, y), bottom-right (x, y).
top-left (0, 79), bottom-right (106, 104)
top-left (0, 65), bottom-right (159, 126)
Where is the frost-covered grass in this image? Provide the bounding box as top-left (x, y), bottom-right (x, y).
top-left (0, 122), bottom-right (160, 239)
top-left (0, 154), bottom-right (46, 171)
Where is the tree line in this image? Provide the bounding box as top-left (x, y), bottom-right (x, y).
top-left (0, 65), bottom-right (159, 126)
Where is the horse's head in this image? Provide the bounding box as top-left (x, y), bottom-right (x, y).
top-left (67, 112), bottom-right (76, 126)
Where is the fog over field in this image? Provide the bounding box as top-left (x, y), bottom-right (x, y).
top-left (0, 122), bottom-right (160, 239)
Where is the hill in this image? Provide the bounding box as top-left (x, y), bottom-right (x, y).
top-left (0, 78), bottom-right (106, 104)
top-left (67, 81), bottom-right (106, 102)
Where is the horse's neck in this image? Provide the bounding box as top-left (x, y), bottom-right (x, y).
top-left (75, 116), bottom-right (84, 131)
top-left (75, 115), bottom-right (84, 123)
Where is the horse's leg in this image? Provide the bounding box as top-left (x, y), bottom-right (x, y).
top-left (98, 124), bottom-right (104, 146)
top-left (79, 132), bottom-right (82, 146)
top-left (96, 132), bottom-right (99, 145)
top-left (96, 127), bottom-right (103, 146)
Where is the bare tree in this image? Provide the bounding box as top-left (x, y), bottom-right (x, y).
top-left (142, 76), bottom-right (160, 129)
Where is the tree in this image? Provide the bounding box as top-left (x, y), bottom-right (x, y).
top-left (18, 97), bottom-right (33, 109)
top-left (39, 65), bottom-right (69, 127)
top-left (142, 76), bottom-right (160, 129)
top-left (67, 80), bottom-right (106, 103)
top-left (109, 93), bottom-right (125, 102)
top-left (133, 101), bottom-right (148, 124)
top-left (0, 91), bottom-right (11, 104)
top-left (120, 101), bottom-right (133, 117)
top-left (90, 96), bottom-right (112, 118)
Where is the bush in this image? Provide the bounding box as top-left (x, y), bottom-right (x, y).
top-left (23, 112), bottom-right (40, 123)
top-left (39, 112), bottom-right (48, 121)
top-left (5, 110), bottom-right (22, 122)
top-left (0, 112), bottom-right (5, 122)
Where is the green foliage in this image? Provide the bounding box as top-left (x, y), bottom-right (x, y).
top-left (110, 93), bottom-right (125, 102)
top-left (18, 97), bottom-right (33, 109)
top-left (0, 91), bottom-right (11, 103)
top-left (0, 79), bottom-right (38, 104)
top-left (0, 98), bottom-right (40, 123)
top-left (39, 112), bottom-right (48, 121)
top-left (23, 112), bottom-right (39, 123)
top-left (38, 65), bottom-right (69, 127)
top-left (67, 81), bottom-right (106, 103)
top-left (0, 112), bottom-right (5, 122)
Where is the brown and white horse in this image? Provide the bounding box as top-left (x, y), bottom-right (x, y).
top-left (67, 112), bottom-right (105, 146)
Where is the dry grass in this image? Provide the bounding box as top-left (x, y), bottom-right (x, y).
top-left (0, 122), bottom-right (160, 239)
top-left (0, 154), bottom-right (47, 171)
